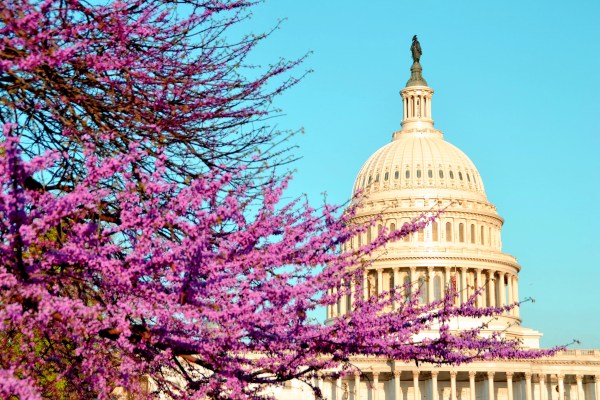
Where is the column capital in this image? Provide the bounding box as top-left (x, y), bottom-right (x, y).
top-left (412, 370), bottom-right (420, 379)
top-left (525, 372), bottom-right (532, 379)
top-left (372, 371), bottom-right (380, 379)
top-left (557, 373), bottom-right (565, 380)
top-left (394, 370), bottom-right (401, 378)
top-left (576, 374), bottom-right (584, 381)
top-left (468, 371), bottom-right (476, 379)
top-left (594, 375), bottom-right (600, 383)
top-left (431, 370), bottom-right (439, 378)
top-left (354, 371), bottom-right (361, 377)
top-left (450, 371), bottom-right (458, 378)
top-left (506, 372), bottom-right (514, 379)
top-left (536, 373), bottom-right (544, 382)
top-left (487, 371), bottom-right (495, 379)
top-left (461, 266), bottom-right (468, 272)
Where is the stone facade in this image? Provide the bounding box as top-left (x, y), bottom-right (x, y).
top-left (269, 53), bottom-right (600, 400)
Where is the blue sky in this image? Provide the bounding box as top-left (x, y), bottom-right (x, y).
top-left (241, 0), bottom-right (600, 348)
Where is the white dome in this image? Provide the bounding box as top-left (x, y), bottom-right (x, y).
top-left (353, 130), bottom-right (487, 201)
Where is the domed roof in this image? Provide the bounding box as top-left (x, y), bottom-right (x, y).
top-left (353, 131), bottom-right (487, 200)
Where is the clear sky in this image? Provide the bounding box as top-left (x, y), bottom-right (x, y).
top-left (241, 0), bottom-right (600, 349)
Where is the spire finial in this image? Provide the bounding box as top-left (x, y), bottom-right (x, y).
top-left (407, 35), bottom-right (428, 87)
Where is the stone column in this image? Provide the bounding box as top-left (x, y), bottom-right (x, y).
top-left (461, 267), bottom-right (468, 304)
top-left (326, 288), bottom-right (331, 319)
top-left (431, 371), bottom-right (439, 400)
top-left (428, 267), bottom-right (434, 303)
top-left (498, 272), bottom-right (506, 308)
top-left (363, 270), bottom-right (369, 300)
top-left (393, 268), bottom-right (400, 310)
top-left (317, 374), bottom-right (324, 399)
top-left (525, 373), bottom-right (532, 400)
top-left (488, 371), bottom-right (495, 400)
top-left (595, 376), bottom-right (600, 400)
top-left (332, 286), bottom-right (338, 317)
top-left (507, 273), bottom-right (514, 314)
top-left (476, 268), bottom-right (483, 307)
top-left (489, 271), bottom-right (496, 307)
top-left (377, 269), bottom-right (383, 297)
top-left (340, 280), bottom-right (347, 316)
top-left (576, 375), bottom-right (584, 400)
top-left (507, 372), bottom-right (514, 400)
top-left (450, 371), bottom-right (457, 400)
top-left (557, 374), bottom-right (565, 400)
top-left (373, 372), bottom-right (380, 400)
top-left (337, 376), bottom-right (342, 400)
top-left (410, 267), bottom-right (416, 297)
top-left (444, 267), bottom-right (451, 297)
top-left (350, 278), bottom-right (356, 312)
top-left (354, 372), bottom-right (361, 400)
top-left (413, 370), bottom-right (420, 400)
top-left (469, 371), bottom-right (476, 400)
top-left (394, 371), bottom-right (402, 400)
top-left (513, 276), bottom-right (520, 317)
top-left (538, 373), bottom-right (546, 400)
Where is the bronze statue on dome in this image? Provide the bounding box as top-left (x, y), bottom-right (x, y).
top-left (411, 35), bottom-right (422, 63)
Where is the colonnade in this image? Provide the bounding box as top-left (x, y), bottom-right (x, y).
top-left (327, 266), bottom-right (520, 319)
top-left (314, 370), bottom-right (600, 400)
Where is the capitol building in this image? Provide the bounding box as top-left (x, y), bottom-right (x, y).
top-left (271, 40), bottom-right (600, 400)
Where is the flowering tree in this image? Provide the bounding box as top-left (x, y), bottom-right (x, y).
top-left (0, 1), bottom-right (557, 399)
top-left (0, 133), bottom-right (554, 399)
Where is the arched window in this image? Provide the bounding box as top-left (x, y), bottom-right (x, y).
top-left (458, 171), bottom-right (463, 180)
top-left (384, 172), bottom-right (389, 181)
top-left (377, 224), bottom-right (382, 237)
top-left (459, 223), bottom-right (465, 242)
top-left (405, 170), bottom-right (410, 179)
top-left (418, 229), bottom-right (424, 241)
top-left (480, 225), bottom-right (485, 245)
top-left (446, 222), bottom-right (452, 242)
top-left (394, 170), bottom-right (399, 179)
top-left (432, 221), bottom-right (439, 242)
top-left (428, 169), bottom-right (433, 178)
top-left (434, 275), bottom-right (442, 301)
top-left (368, 176), bottom-right (372, 184)
top-left (403, 221), bottom-right (410, 242)
top-left (390, 223), bottom-right (396, 232)
top-left (449, 170), bottom-right (454, 179)
top-left (439, 170), bottom-right (444, 178)
top-left (470, 224), bottom-right (475, 243)
top-left (367, 227), bottom-right (372, 244)
top-left (488, 227), bottom-right (492, 246)
top-left (358, 233), bottom-right (362, 247)
top-left (416, 169), bottom-right (421, 178)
